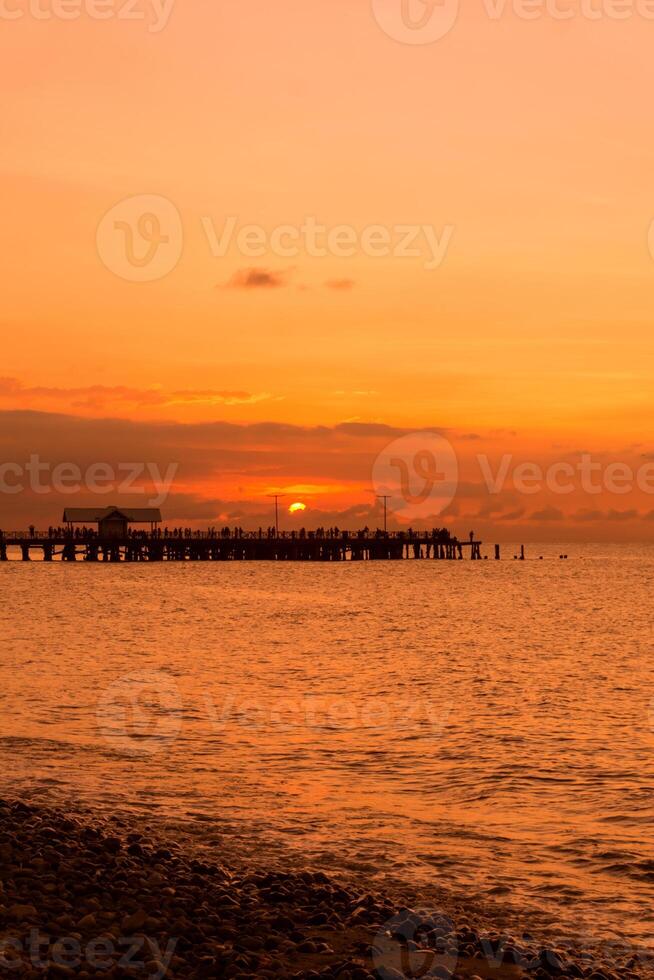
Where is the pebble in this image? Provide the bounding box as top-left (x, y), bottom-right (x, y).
top-left (0, 797), bottom-right (644, 980)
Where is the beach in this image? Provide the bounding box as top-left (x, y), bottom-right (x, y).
top-left (1, 797), bottom-right (647, 979)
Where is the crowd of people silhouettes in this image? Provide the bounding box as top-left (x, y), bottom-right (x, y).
top-left (2, 524), bottom-right (457, 543)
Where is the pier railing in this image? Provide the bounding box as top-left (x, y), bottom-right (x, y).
top-left (2, 528), bottom-right (474, 544)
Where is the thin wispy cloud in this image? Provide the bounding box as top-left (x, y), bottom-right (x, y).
top-left (0, 378), bottom-right (271, 411)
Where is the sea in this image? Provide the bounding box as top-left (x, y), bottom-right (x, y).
top-left (1, 543), bottom-right (653, 959)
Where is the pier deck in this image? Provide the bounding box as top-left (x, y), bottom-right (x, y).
top-left (0, 530), bottom-right (484, 562)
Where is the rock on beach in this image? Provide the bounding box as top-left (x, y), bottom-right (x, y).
top-left (0, 798), bottom-right (644, 979)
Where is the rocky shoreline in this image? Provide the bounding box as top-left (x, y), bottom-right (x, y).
top-left (0, 798), bottom-right (646, 979)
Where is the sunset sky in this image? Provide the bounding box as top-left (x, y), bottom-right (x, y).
top-left (2, 0), bottom-right (654, 538)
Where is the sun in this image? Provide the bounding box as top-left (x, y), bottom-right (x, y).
top-left (288, 502), bottom-right (307, 514)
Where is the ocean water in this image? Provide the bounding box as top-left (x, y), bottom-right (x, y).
top-left (1, 545), bottom-right (654, 954)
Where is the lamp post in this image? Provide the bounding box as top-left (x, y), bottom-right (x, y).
top-left (267, 494), bottom-right (284, 538)
top-left (376, 495), bottom-right (391, 535)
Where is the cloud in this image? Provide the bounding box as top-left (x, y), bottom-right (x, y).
top-left (325, 278), bottom-right (356, 291)
top-left (158, 493), bottom-right (243, 522)
top-left (167, 390), bottom-right (271, 407)
top-left (2, 408), bottom-right (654, 541)
top-left (476, 500), bottom-right (507, 518)
top-left (573, 509), bottom-right (604, 522)
top-left (0, 378), bottom-right (271, 411)
top-left (498, 508), bottom-right (526, 521)
top-left (226, 267), bottom-right (292, 289)
top-left (573, 508), bottom-right (641, 523)
top-left (531, 507), bottom-right (564, 521)
top-left (439, 501), bottom-right (460, 518)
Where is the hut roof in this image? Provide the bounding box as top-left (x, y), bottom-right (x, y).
top-left (62, 507), bottom-right (162, 524)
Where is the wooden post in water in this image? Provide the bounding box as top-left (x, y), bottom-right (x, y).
top-left (520, 544), bottom-right (525, 561)
top-left (495, 544), bottom-right (501, 560)
top-left (62, 541), bottom-right (77, 562)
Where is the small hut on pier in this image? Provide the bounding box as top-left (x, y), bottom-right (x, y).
top-left (62, 507), bottom-right (162, 539)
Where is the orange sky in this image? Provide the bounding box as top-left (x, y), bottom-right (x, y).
top-left (1, 1), bottom-right (654, 537)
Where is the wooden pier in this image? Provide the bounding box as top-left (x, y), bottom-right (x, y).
top-left (0, 529), bottom-right (484, 563)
